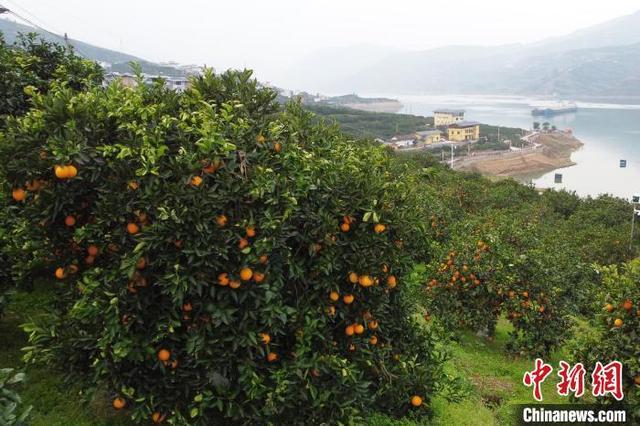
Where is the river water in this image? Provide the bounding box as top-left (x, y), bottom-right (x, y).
top-left (388, 94), bottom-right (640, 199)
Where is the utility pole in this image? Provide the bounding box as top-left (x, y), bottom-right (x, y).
top-left (631, 194), bottom-right (640, 251)
top-left (450, 144), bottom-right (455, 169)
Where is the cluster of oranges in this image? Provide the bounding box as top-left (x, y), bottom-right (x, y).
top-left (604, 298), bottom-right (636, 328)
top-left (53, 164), bottom-right (78, 180)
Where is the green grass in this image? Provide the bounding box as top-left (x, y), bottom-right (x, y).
top-left (1, 282), bottom-right (128, 425)
top-left (371, 318), bottom-right (585, 426)
top-left (2, 285), bottom-right (587, 425)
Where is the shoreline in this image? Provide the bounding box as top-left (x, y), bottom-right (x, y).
top-left (454, 132), bottom-right (583, 178)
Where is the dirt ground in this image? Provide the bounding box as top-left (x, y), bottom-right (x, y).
top-left (456, 132), bottom-right (583, 177)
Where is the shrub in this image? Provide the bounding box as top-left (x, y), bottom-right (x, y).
top-left (0, 368), bottom-right (32, 426)
top-left (572, 260), bottom-right (640, 420)
top-left (421, 211), bottom-right (574, 357)
top-left (4, 70), bottom-right (451, 423)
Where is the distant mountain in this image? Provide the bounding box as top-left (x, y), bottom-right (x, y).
top-left (288, 10), bottom-right (640, 97)
top-left (278, 44), bottom-right (401, 93)
top-left (0, 18), bottom-right (187, 76)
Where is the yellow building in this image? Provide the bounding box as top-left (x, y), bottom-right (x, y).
top-left (415, 130), bottom-right (442, 145)
top-left (434, 109), bottom-right (465, 126)
top-left (447, 121), bottom-right (480, 142)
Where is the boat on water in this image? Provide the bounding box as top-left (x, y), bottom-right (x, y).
top-left (531, 102), bottom-right (577, 117)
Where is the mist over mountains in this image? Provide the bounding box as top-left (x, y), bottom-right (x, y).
top-left (3, 9), bottom-right (640, 97)
top-left (280, 10), bottom-right (640, 97)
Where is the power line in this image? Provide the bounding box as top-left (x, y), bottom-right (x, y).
top-left (0, 3), bottom-right (91, 58)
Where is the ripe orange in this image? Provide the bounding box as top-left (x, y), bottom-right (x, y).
top-left (87, 245), bottom-right (99, 256)
top-left (151, 412), bottom-right (165, 423)
top-left (369, 335), bottom-right (378, 345)
top-left (368, 320), bottom-right (379, 330)
top-left (348, 272), bottom-right (359, 284)
top-left (217, 273), bottom-right (230, 286)
top-left (240, 267), bottom-right (253, 281)
top-left (238, 238), bottom-right (249, 249)
top-left (343, 294), bottom-right (354, 304)
top-left (157, 349), bottom-right (171, 362)
top-left (329, 291), bottom-right (339, 301)
top-left (229, 280), bottom-right (241, 289)
top-left (522, 291), bottom-right (529, 298)
top-left (54, 267), bottom-right (66, 280)
top-left (273, 142), bottom-right (282, 153)
top-left (54, 165), bottom-right (66, 179)
top-left (359, 275), bottom-right (374, 288)
top-left (190, 175), bottom-right (203, 186)
top-left (64, 215), bottom-right (76, 227)
top-left (622, 300), bottom-right (633, 311)
top-left (374, 223), bottom-right (386, 234)
top-left (136, 257), bottom-right (147, 270)
top-left (538, 306), bottom-right (545, 313)
top-left (614, 318), bottom-right (623, 328)
top-left (635, 375), bottom-right (640, 385)
top-left (11, 188), bottom-right (26, 202)
top-left (267, 352), bottom-right (278, 362)
top-left (66, 165), bottom-right (78, 178)
top-left (354, 324), bottom-right (364, 334)
top-left (126, 222), bottom-right (140, 235)
top-left (605, 303), bottom-right (614, 313)
top-left (411, 395), bottom-right (423, 407)
top-left (246, 226), bottom-right (256, 237)
top-left (182, 303), bottom-right (193, 312)
top-left (112, 397), bottom-right (126, 410)
top-left (260, 333), bottom-right (271, 344)
top-left (340, 223), bottom-right (350, 232)
top-left (345, 325), bottom-right (355, 336)
top-left (387, 276), bottom-right (397, 288)
top-left (253, 272), bottom-right (265, 283)
top-left (259, 255), bottom-right (268, 264)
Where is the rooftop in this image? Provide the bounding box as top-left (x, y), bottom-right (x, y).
top-left (416, 130), bottom-right (441, 136)
top-left (434, 109), bottom-right (465, 114)
top-left (449, 120), bottom-right (481, 128)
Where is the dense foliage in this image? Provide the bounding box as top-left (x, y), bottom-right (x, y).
top-left (400, 162), bottom-right (635, 357)
top-left (0, 68), bottom-right (458, 423)
top-left (572, 260), bottom-right (640, 420)
top-left (0, 368), bottom-right (31, 425)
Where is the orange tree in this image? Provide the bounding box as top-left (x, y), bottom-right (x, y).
top-left (0, 32), bottom-right (103, 316)
top-left (2, 70), bottom-right (455, 423)
top-left (421, 208), bottom-right (574, 357)
top-left (572, 260), bottom-right (640, 420)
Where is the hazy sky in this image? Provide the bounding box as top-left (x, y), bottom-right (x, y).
top-left (3, 0), bottom-right (640, 81)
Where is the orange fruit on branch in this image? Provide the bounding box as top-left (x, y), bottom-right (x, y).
top-left (410, 395), bottom-right (423, 407)
top-left (112, 397), bottom-right (126, 410)
top-left (267, 352), bottom-right (278, 362)
top-left (374, 223), bottom-right (386, 234)
top-left (260, 333), bottom-right (271, 344)
top-left (246, 226), bottom-right (256, 237)
top-left (54, 267), bottom-right (66, 280)
top-left (340, 223), bottom-right (350, 232)
top-left (126, 222), bottom-right (140, 235)
top-left (343, 294), bottom-right (354, 304)
top-left (157, 349), bottom-right (171, 362)
top-left (64, 215), bottom-right (76, 227)
top-left (240, 267), bottom-right (253, 281)
top-left (216, 215), bottom-right (228, 227)
top-left (12, 188), bottom-right (26, 202)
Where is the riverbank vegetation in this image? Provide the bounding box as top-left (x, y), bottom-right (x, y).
top-left (1, 34), bottom-right (639, 425)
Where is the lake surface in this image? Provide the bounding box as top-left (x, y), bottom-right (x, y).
top-left (384, 94), bottom-right (640, 199)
